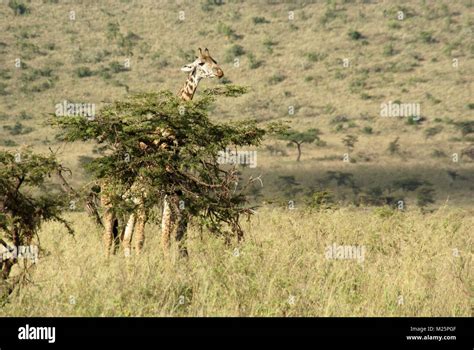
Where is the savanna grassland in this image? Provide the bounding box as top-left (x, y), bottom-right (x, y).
top-left (0, 0), bottom-right (473, 316)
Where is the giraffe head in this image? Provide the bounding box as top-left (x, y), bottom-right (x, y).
top-left (181, 48), bottom-right (224, 79)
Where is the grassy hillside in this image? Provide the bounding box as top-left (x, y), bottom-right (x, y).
top-left (0, 0), bottom-right (473, 207)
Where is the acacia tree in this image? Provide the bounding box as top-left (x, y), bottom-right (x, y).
top-left (53, 85), bottom-right (266, 240)
top-left (277, 127), bottom-right (321, 162)
top-left (0, 148), bottom-right (72, 300)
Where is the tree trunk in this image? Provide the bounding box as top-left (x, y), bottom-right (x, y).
top-left (296, 142), bottom-right (302, 162)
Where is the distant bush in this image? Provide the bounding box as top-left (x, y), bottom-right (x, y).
top-left (217, 22), bottom-right (239, 40)
top-left (330, 115), bottom-right (349, 124)
top-left (109, 61), bottom-right (128, 73)
top-left (454, 121), bottom-right (474, 136)
top-left (420, 31), bottom-right (436, 44)
top-left (252, 16), bottom-right (270, 24)
top-left (417, 186), bottom-right (436, 208)
top-left (263, 38), bottom-right (277, 53)
top-left (0, 83), bottom-right (9, 96)
top-left (3, 139), bottom-right (17, 147)
top-left (383, 43), bottom-right (396, 56)
top-left (406, 116), bottom-right (425, 125)
top-left (224, 44), bottom-right (245, 62)
top-left (348, 30), bottom-right (363, 40)
top-left (247, 53), bottom-right (262, 69)
top-left (306, 52), bottom-right (327, 62)
top-left (424, 126), bottom-right (443, 138)
top-left (8, 0), bottom-right (29, 15)
top-left (3, 122), bottom-right (34, 135)
top-left (393, 178), bottom-right (427, 192)
top-left (268, 73), bottom-right (285, 85)
top-left (18, 111), bottom-right (32, 120)
top-left (362, 126), bottom-right (373, 134)
top-left (387, 137), bottom-right (400, 155)
top-left (431, 149), bottom-right (446, 158)
top-left (307, 190), bottom-right (334, 210)
top-left (75, 66), bottom-right (94, 78)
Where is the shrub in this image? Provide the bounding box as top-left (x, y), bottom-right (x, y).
top-left (387, 137), bottom-right (400, 155)
top-left (75, 67), bottom-right (94, 78)
top-left (8, 0), bottom-right (29, 15)
top-left (224, 45), bottom-right (245, 62)
top-left (454, 121), bottom-right (474, 136)
top-left (268, 73), bottom-right (285, 85)
top-left (424, 126), bottom-right (443, 138)
top-left (420, 31), bottom-right (436, 44)
top-left (362, 126), bottom-right (373, 134)
top-left (307, 190), bottom-right (334, 210)
top-left (247, 53), bottom-right (262, 69)
top-left (348, 30), bottom-right (363, 40)
top-left (252, 16), bottom-right (270, 24)
top-left (306, 52), bottom-right (327, 62)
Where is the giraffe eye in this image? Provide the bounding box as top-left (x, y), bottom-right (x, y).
top-left (198, 62), bottom-right (205, 66)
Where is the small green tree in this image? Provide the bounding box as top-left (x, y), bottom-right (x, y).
top-left (277, 127), bottom-right (321, 161)
top-left (53, 85), bottom-right (266, 239)
top-left (0, 148), bottom-right (72, 300)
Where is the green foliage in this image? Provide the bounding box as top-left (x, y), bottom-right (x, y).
top-left (247, 53), bottom-right (262, 69)
top-left (416, 186), bottom-right (436, 208)
top-left (348, 30), bottom-right (363, 40)
top-left (278, 128), bottom-right (321, 145)
top-left (224, 44), bottom-right (245, 62)
top-left (420, 31), bottom-right (436, 44)
top-left (393, 178), bottom-right (430, 192)
top-left (362, 126), bottom-right (373, 134)
top-left (424, 126), bottom-right (443, 138)
top-left (0, 148), bottom-right (71, 294)
top-left (75, 67), bottom-right (94, 78)
top-left (252, 16), bottom-right (270, 24)
top-left (3, 122), bottom-right (33, 135)
top-left (325, 171), bottom-right (356, 188)
top-left (217, 22), bottom-right (239, 40)
top-left (276, 127), bottom-right (321, 162)
top-left (387, 137), bottom-right (400, 155)
top-left (454, 121), bottom-right (474, 137)
top-left (2, 140), bottom-right (17, 147)
top-left (53, 87), bottom-right (266, 237)
top-left (306, 190), bottom-right (334, 210)
top-left (306, 52), bottom-right (327, 62)
top-left (8, 0), bottom-right (29, 15)
top-left (268, 73), bottom-right (285, 85)
top-left (262, 38), bottom-right (277, 53)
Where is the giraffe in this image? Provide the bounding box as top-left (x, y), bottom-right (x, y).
top-left (101, 48), bottom-right (224, 257)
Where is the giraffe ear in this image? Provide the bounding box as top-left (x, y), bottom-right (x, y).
top-left (181, 64), bottom-right (194, 72)
top-left (203, 48), bottom-right (210, 57)
top-left (198, 48), bottom-right (203, 58)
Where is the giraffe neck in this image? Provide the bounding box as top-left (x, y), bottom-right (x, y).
top-left (178, 69), bottom-right (202, 101)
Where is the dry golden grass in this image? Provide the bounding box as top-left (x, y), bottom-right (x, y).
top-left (1, 206), bottom-right (472, 316)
